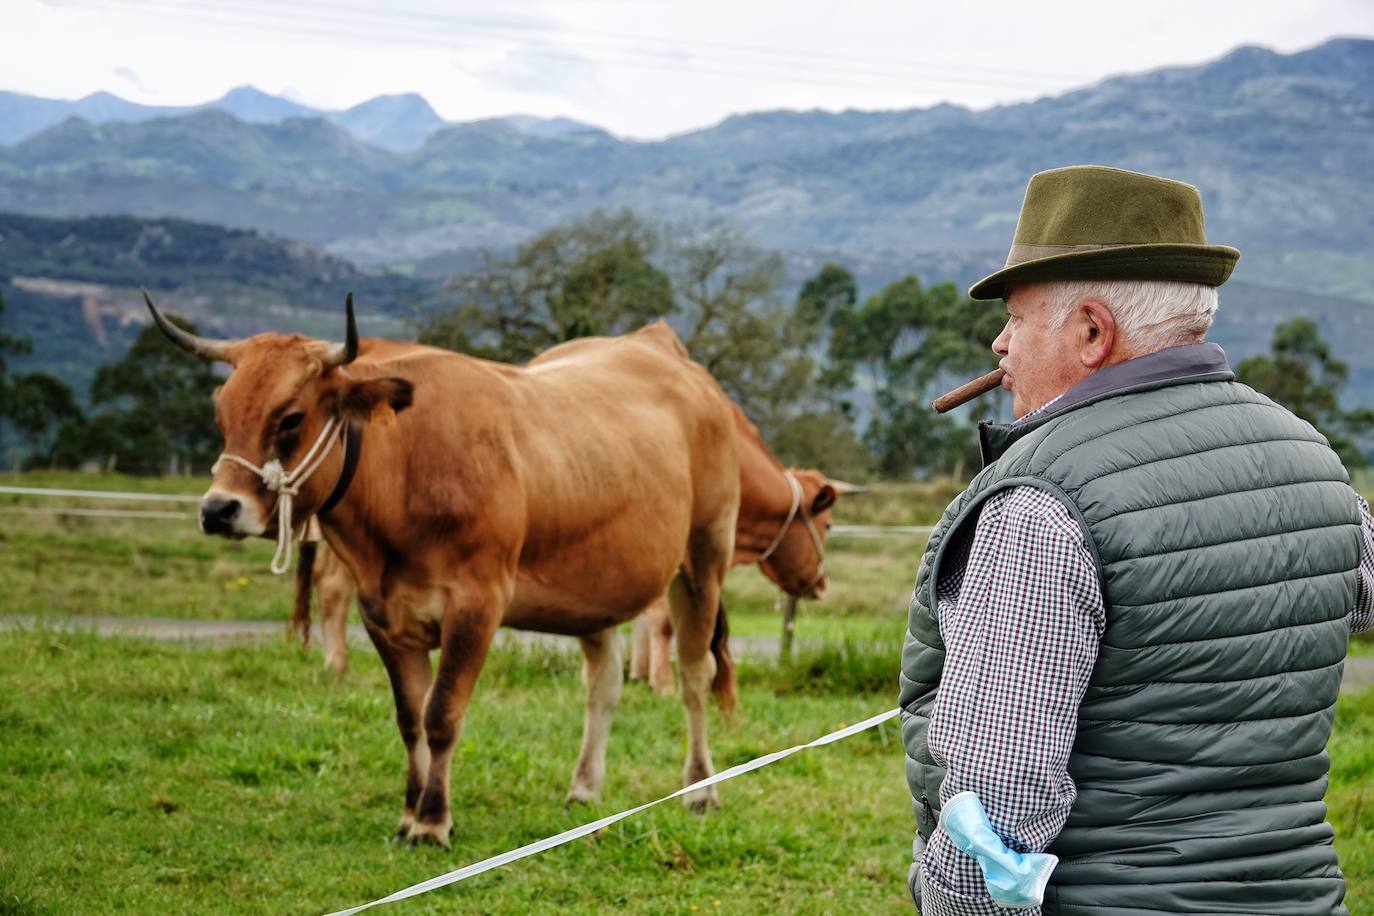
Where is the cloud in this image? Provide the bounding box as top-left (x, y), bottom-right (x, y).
top-left (111, 65), bottom-right (151, 95)
top-left (453, 42), bottom-right (602, 101)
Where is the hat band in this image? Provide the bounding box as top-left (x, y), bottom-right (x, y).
top-left (1004, 241), bottom-right (1131, 267)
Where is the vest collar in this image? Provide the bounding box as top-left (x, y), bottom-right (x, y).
top-left (978, 342), bottom-right (1234, 466)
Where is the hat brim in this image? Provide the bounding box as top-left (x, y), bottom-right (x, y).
top-left (968, 243), bottom-right (1241, 301)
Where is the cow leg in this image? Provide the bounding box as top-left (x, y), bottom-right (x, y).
top-left (629, 615), bottom-right (650, 682)
top-left (667, 540), bottom-right (728, 813)
top-left (566, 626), bottom-right (624, 805)
top-left (408, 606), bottom-right (501, 848)
top-left (645, 594), bottom-right (677, 696)
top-left (630, 597), bottom-right (676, 695)
top-left (317, 575), bottom-right (353, 677)
top-left (361, 616), bottom-right (433, 840)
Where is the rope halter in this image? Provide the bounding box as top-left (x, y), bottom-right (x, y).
top-left (212, 415), bottom-right (346, 575)
top-left (755, 470), bottom-right (827, 594)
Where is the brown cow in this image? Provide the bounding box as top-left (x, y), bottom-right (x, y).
top-left (146, 296), bottom-right (740, 846)
top-left (296, 404), bottom-right (852, 694)
top-left (630, 405), bottom-right (851, 693)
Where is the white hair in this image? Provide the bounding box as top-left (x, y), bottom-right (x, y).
top-left (1036, 279), bottom-right (1218, 352)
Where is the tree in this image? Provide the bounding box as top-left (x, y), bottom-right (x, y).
top-left (70, 314), bottom-right (223, 474)
top-left (827, 274), bottom-right (1005, 478)
top-left (797, 262), bottom-right (860, 397)
top-left (0, 289), bottom-right (37, 468)
top-left (419, 210), bottom-right (672, 361)
top-left (8, 373), bottom-right (81, 465)
top-left (419, 213), bottom-right (867, 476)
top-left (760, 262), bottom-right (871, 477)
top-left (667, 224), bottom-right (792, 416)
top-left (1237, 315), bottom-right (1373, 466)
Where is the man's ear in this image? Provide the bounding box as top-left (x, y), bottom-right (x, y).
top-left (333, 377), bottom-right (414, 425)
top-left (1078, 299), bottom-right (1117, 370)
top-left (811, 483), bottom-right (837, 515)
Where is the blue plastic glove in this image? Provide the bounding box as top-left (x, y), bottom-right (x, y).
top-left (938, 791), bottom-right (1058, 909)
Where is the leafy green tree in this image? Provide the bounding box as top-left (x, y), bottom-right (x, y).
top-left (420, 213), bottom-right (866, 476)
top-left (762, 262), bottom-right (871, 477)
top-left (668, 224), bottom-right (791, 410)
top-left (797, 263), bottom-right (860, 397)
top-left (8, 373), bottom-right (81, 465)
top-left (68, 315), bottom-right (224, 474)
top-left (0, 290), bottom-right (37, 468)
top-left (828, 274), bottom-right (1004, 478)
top-left (420, 210), bottom-right (672, 360)
top-left (1237, 315), bottom-right (1373, 466)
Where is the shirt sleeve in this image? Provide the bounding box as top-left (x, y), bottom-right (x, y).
top-left (918, 486), bottom-right (1105, 916)
top-left (1351, 495), bottom-right (1374, 636)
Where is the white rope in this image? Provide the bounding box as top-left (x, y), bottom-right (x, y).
top-left (755, 471), bottom-right (803, 564)
top-left (755, 471), bottom-right (828, 592)
top-left (212, 417), bottom-right (345, 575)
top-left (323, 706), bottom-right (901, 916)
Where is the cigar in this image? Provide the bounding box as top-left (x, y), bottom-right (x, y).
top-left (931, 368), bottom-right (1006, 414)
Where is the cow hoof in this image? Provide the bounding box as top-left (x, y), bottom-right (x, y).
top-left (682, 786), bottom-right (719, 814)
top-left (393, 814), bottom-right (416, 842)
top-left (407, 820), bottom-right (452, 849)
top-left (651, 677), bottom-right (676, 697)
top-left (564, 785), bottom-right (599, 808)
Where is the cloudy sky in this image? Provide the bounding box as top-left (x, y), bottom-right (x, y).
top-left (9, 0), bottom-right (1374, 138)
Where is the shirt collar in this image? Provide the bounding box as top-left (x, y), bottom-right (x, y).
top-left (980, 342), bottom-right (1234, 466)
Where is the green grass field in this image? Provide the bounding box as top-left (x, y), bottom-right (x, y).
top-left (1, 470), bottom-right (1372, 913)
top-left (0, 630), bottom-right (913, 914)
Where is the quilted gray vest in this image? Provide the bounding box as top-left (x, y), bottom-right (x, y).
top-left (900, 343), bottom-right (1360, 915)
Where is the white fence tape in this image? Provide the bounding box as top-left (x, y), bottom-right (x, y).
top-left (324, 706), bottom-right (901, 916)
top-left (0, 506), bottom-right (196, 520)
top-left (830, 524), bottom-right (933, 537)
top-left (0, 485), bottom-right (201, 503)
top-left (1, 488), bottom-right (936, 536)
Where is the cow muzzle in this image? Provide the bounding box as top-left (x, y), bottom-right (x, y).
top-left (200, 490), bottom-right (266, 538)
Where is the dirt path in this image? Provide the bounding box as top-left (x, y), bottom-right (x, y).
top-left (4, 613), bottom-right (1374, 691)
top-left (0, 614), bottom-right (803, 661)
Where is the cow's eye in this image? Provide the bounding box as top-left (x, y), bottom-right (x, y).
top-left (279, 412), bottom-right (305, 434)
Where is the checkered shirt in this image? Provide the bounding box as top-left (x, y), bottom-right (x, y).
top-left (916, 488), bottom-right (1374, 916)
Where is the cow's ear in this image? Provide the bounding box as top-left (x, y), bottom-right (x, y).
top-left (334, 377), bottom-right (413, 426)
top-left (810, 483), bottom-right (837, 515)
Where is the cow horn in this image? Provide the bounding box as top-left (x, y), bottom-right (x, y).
top-left (321, 292), bottom-right (358, 369)
top-left (142, 289), bottom-right (238, 362)
top-left (827, 479), bottom-right (868, 495)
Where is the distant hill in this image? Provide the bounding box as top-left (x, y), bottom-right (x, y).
top-left (0, 85), bottom-right (595, 151)
top-left (3, 211), bottom-right (1374, 418)
top-left (1, 39), bottom-right (1369, 304)
top-left (0, 212), bottom-right (432, 403)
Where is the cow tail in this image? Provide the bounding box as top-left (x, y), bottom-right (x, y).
top-left (711, 595), bottom-right (738, 714)
top-left (291, 541), bottom-right (317, 648)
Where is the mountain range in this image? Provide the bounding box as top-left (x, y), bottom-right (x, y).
top-left (0, 38), bottom-right (1370, 307)
top-left (0, 85), bottom-right (595, 151)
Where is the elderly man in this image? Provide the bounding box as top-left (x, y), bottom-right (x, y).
top-left (900, 165), bottom-right (1374, 915)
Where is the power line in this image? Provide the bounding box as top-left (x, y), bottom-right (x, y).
top-left (49, 0), bottom-right (1091, 97)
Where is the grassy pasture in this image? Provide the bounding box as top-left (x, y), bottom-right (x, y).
top-left (0, 630), bottom-right (912, 914)
top-left (0, 630), bottom-right (1370, 914)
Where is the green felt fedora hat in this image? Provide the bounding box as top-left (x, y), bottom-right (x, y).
top-left (968, 165), bottom-right (1240, 301)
